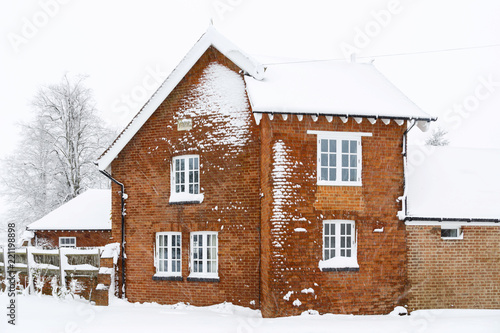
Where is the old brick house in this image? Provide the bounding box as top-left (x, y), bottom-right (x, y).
top-left (96, 26), bottom-right (438, 317)
top-left (27, 189), bottom-right (111, 248)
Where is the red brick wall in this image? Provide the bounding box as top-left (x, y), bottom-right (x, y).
top-left (259, 115), bottom-right (408, 317)
top-left (34, 230), bottom-right (111, 248)
top-left (407, 225), bottom-right (500, 310)
top-left (110, 47), bottom-right (261, 308)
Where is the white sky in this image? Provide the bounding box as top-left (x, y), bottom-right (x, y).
top-left (1, 0), bottom-right (500, 215)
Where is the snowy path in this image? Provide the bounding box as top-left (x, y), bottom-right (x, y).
top-left (1, 294), bottom-right (499, 332)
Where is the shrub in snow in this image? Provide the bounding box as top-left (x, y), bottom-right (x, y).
top-left (301, 309), bottom-right (319, 316)
top-left (425, 127), bottom-right (449, 146)
top-left (389, 306), bottom-right (408, 316)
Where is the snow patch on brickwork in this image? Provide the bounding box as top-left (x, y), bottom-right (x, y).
top-left (283, 291), bottom-right (293, 301)
top-left (163, 62), bottom-right (251, 155)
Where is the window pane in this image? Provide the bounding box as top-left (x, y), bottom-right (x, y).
top-left (331, 237), bottom-right (335, 248)
top-left (330, 249), bottom-right (335, 258)
top-left (194, 157), bottom-right (198, 169)
top-left (346, 249), bottom-right (351, 257)
top-left (331, 224), bottom-right (335, 235)
top-left (350, 155), bottom-right (357, 167)
top-left (329, 154), bottom-right (336, 167)
top-left (341, 224), bottom-right (345, 235)
top-left (321, 154), bottom-right (328, 166)
top-left (325, 237), bottom-right (330, 248)
top-left (321, 168), bottom-right (328, 181)
top-left (175, 159), bottom-right (180, 171)
top-left (194, 184), bottom-right (199, 194)
top-left (350, 140), bottom-right (357, 153)
top-left (194, 172), bottom-right (198, 182)
top-left (329, 168), bottom-right (336, 181)
top-left (341, 237), bottom-right (345, 248)
top-left (324, 224), bottom-right (329, 236)
top-left (347, 237), bottom-right (351, 248)
top-left (159, 261), bottom-right (164, 272)
top-left (441, 229), bottom-right (458, 237)
top-left (342, 169), bottom-right (348, 181)
top-left (180, 159), bottom-right (185, 171)
top-left (163, 248), bottom-right (168, 259)
top-left (347, 224), bottom-right (351, 235)
top-left (321, 140), bottom-right (328, 152)
top-left (342, 155), bottom-right (348, 167)
top-left (189, 184), bottom-right (193, 194)
top-left (342, 140), bottom-right (348, 153)
top-left (189, 171), bottom-right (193, 183)
top-left (350, 169), bottom-right (357, 182)
top-left (329, 140), bottom-right (336, 153)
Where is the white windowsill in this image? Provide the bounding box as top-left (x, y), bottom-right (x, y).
top-left (153, 273), bottom-right (182, 278)
top-left (169, 193), bottom-right (204, 204)
top-left (317, 181), bottom-right (362, 187)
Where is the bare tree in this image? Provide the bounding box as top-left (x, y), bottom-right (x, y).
top-left (425, 127), bottom-right (450, 146)
top-left (0, 74), bottom-right (114, 230)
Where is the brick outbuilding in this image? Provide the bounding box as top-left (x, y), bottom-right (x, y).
top-left (27, 189), bottom-right (112, 248)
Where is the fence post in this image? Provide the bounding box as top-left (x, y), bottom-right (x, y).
top-left (26, 247), bottom-right (33, 294)
top-left (1, 246), bottom-right (5, 291)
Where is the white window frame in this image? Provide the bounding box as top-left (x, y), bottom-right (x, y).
top-left (189, 231), bottom-right (218, 279)
top-left (440, 227), bottom-right (463, 240)
top-left (154, 232), bottom-right (182, 277)
top-left (170, 155), bottom-right (204, 203)
top-left (59, 237), bottom-right (76, 248)
top-left (319, 220), bottom-right (359, 270)
top-left (308, 131), bottom-right (372, 187)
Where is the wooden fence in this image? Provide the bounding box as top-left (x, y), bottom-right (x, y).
top-left (0, 246), bottom-right (100, 296)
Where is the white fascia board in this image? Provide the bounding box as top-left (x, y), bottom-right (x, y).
top-left (97, 26), bottom-right (263, 171)
top-left (307, 130), bottom-right (373, 138)
top-left (405, 221), bottom-right (500, 227)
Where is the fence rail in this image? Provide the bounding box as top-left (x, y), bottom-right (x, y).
top-left (0, 246), bottom-right (101, 281)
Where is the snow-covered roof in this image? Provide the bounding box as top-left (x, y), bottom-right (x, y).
top-left (406, 146), bottom-right (500, 220)
top-left (97, 28), bottom-right (434, 171)
top-left (97, 25), bottom-right (264, 171)
top-left (27, 189), bottom-right (111, 231)
top-left (244, 60), bottom-right (435, 121)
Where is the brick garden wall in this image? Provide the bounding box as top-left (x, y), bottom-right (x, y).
top-left (33, 230), bottom-right (111, 248)
top-left (259, 115), bottom-right (408, 317)
top-left (407, 225), bottom-right (500, 310)
top-left (109, 47), bottom-right (261, 308)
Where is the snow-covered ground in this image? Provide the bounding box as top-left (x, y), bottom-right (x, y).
top-left (1, 294), bottom-right (499, 332)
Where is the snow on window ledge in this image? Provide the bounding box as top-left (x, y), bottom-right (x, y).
top-left (319, 257), bottom-right (359, 272)
top-left (169, 193), bottom-right (204, 205)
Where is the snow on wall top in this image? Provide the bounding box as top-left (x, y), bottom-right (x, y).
top-left (97, 25), bottom-right (263, 171)
top-left (406, 146), bottom-right (500, 220)
top-left (244, 60), bottom-right (434, 120)
top-left (27, 189), bottom-right (111, 231)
